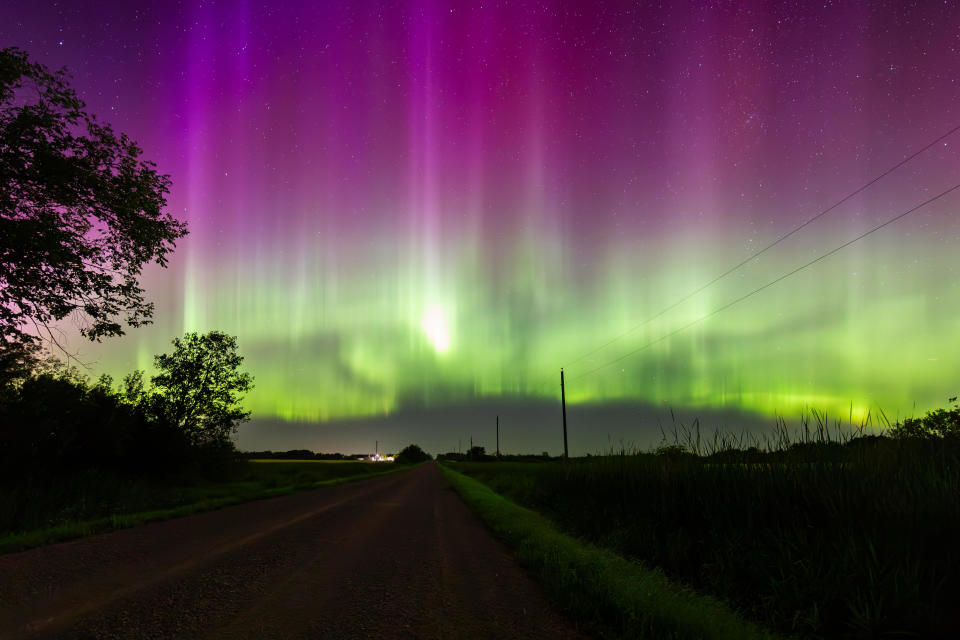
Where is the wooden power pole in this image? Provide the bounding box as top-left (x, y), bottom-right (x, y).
top-left (496, 415), bottom-right (500, 457)
top-left (561, 368), bottom-right (569, 460)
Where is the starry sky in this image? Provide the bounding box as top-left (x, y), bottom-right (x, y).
top-left (4, 1), bottom-right (960, 454)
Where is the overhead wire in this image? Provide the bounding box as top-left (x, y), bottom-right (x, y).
top-left (561, 122), bottom-right (960, 370)
top-left (566, 180), bottom-right (960, 382)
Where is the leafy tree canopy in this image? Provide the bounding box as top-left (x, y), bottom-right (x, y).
top-left (149, 331), bottom-right (254, 447)
top-left (0, 47), bottom-right (187, 351)
top-left (0, 339), bottom-right (39, 388)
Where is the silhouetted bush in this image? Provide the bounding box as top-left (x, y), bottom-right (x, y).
top-left (395, 444), bottom-right (431, 465)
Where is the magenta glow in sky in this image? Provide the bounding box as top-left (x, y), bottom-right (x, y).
top-left (4, 1), bottom-right (960, 451)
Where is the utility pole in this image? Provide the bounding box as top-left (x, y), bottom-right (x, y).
top-left (496, 415), bottom-right (500, 458)
top-left (469, 435), bottom-right (473, 460)
top-left (561, 368), bottom-right (569, 460)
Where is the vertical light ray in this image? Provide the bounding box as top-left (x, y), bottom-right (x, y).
top-left (181, 1), bottom-right (217, 334)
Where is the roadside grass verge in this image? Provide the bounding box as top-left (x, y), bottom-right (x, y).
top-left (0, 461), bottom-right (406, 554)
top-left (450, 437), bottom-right (960, 638)
top-left (440, 464), bottom-right (778, 640)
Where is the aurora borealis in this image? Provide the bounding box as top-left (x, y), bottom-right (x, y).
top-left (4, 1), bottom-right (960, 453)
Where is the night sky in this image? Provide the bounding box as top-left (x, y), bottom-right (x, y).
top-left (4, 1), bottom-right (960, 454)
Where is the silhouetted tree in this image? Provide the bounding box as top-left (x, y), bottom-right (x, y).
top-left (149, 331), bottom-right (253, 448)
top-left (467, 445), bottom-right (486, 460)
top-left (890, 395), bottom-right (960, 440)
top-left (396, 444), bottom-right (431, 464)
top-left (0, 47), bottom-right (187, 355)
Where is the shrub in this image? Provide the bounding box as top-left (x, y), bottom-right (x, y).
top-left (395, 444), bottom-right (431, 465)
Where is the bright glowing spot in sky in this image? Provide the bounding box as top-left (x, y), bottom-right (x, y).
top-left (421, 306), bottom-right (450, 354)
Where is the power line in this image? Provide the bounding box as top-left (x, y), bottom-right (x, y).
top-left (567, 181), bottom-right (960, 382)
top-left (562, 122), bottom-right (960, 370)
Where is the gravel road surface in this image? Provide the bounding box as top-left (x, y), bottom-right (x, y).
top-left (0, 463), bottom-right (587, 639)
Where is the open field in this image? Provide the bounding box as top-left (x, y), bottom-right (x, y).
top-left (449, 439), bottom-right (960, 638)
top-left (0, 460), bottom-right (401, 553)
top-left (245, 458), bottom-right (371, 463)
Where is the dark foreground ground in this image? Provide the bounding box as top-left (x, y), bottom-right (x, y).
top-left (0, 463), bottom-right (586, 639)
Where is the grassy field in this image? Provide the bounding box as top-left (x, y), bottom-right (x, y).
top-left (442, 464), bottom-right (777, 640)
top-left (449, 439), bottom-right (960, 639)
top-left (245, 458), bottom-right (367, 462)
top-left (0, 460), bottom-right (402, 553)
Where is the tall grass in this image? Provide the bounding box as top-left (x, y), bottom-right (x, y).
top-left (454, 419), bottom-right (960, 638)
top-left (442, 465), bottom-right (778, 640)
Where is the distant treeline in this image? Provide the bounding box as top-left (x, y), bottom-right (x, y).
top-left (246, 449), bottom-right (565, 463)
top-left (437, 446), bottom-right (557, 462)
top-left (242, 448), bottom-right (561, 463)
top-left (239, 450), bottom-right (370, 460)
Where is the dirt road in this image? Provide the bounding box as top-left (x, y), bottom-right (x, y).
top-left (0, 463), bottom-right (587, 639)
